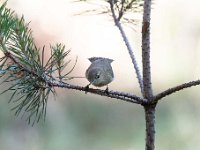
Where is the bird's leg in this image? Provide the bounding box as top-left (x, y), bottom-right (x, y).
top-left (104, 85), bottom-right (109, 94)
top-left (84, 83), bottom-right (91, 94)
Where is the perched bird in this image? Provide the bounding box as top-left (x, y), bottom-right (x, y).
top-left (85, 57), bottom-right (114, 92)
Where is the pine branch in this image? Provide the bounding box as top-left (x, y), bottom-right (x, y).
top-left (4, 52), bottom-right (148, 105)
top-left (3, 51), bottom-right (148, 105)
top-left (5, 49), bottom-right (148, 105)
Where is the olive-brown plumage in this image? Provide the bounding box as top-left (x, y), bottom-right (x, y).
top-left (85, 57), bottom-right (114, 88)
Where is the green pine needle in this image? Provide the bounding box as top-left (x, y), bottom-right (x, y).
top-left (0, 2), bottom-right (77, 125)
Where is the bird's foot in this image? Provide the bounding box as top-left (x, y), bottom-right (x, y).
top-left (104, 86), bottom-right (109, 94)
top-left (84, 84), bottom-right (90, 94)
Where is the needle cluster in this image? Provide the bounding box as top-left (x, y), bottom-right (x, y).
top-left (0, 2), bottom-right (76, 125)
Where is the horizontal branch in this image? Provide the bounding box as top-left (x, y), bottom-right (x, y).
top-left (4, 50), bottom-right (148, 105)
top-left (50, 80), bottom-right (148, 104)
top-left (153, 79), bottom-right (200, 102)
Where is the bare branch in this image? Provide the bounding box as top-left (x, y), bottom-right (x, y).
top-left (50, 80), bottom-right (148, 104)
top-left (154, 80), bottom-right (200, 102)
top-left (109, 0), bottom-right (144, 93)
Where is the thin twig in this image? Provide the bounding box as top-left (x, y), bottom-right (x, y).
top-left (117, 0), bottom-right (125, 21)
top-left (153, 80), bottom-right (200, 102)
top-left (126, 0), bottom-right (137, 9)
top-left (109, 0), bottom-right (144, 93)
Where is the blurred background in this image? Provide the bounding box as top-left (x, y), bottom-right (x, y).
top-left (0, 0), bottom-right (200, 149)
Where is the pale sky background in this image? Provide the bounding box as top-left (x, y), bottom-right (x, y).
top-left (1, 0), bottom-right (200, 150)
top-left (4, 0), bottom-right (200, 94)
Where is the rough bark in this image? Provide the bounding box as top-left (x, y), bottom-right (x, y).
top-left (144, 104), bottom-right (156, 150)
top-left (142, 0), bottom-right (155, 149)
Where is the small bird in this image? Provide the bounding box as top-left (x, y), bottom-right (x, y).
top-left (85, 57), bottom-right (114, 92)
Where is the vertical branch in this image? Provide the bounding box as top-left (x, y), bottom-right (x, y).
top-left (144, 104), bottom-right (156, 150)
top-left (109, 0), bottom-right (144, 93)
top-left (142, 0), bottom-right (153, 98)
top-left (142, 0), bottom-right (155, 150)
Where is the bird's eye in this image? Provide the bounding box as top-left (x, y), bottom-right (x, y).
top-left (95, 74), bottom-right (100, 79)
